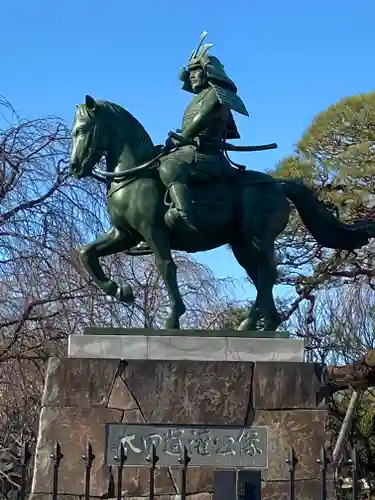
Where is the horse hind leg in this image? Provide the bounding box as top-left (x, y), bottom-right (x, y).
top-left (231, 243), bottom-right (262, 330)
top-left (231, 241), bottom-right (282, 331)
top-left (79, 226), bottom-right (140, 302)
top-left (256, 242), bottom-right (282, 331)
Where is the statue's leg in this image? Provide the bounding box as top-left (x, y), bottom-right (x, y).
top-left (231, 243), bottom-right (262, 330)
top-left (232, 241), bottom-right (281, 331)
top-left (249, 191), bottom-right (289, 330)
top-left (142, 227), bottom-right (186, 329)
top-left (230, 181), bottom-right (289, 331)
top-left (159, 151), bottom-right (196, 232)
top-left (79, 226), bottom-right (139, 303)
top-left (254, 242), bottom-right (282, 330)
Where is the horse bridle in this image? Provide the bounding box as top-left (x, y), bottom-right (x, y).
top-left (72, 120), bottom-right (108, 180)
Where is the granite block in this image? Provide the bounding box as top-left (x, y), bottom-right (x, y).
top-left (41, 357), bottom-right (121, 407)
top-left (68, 335), bottom-right (147, 359)
top-left (252, 362), bottom-right (327, 409)
top-left (122, 360), bottom-right (253, 425)
top-left (226, 338), bottom-right (304, 362)
top-left (253, 409), bottom-right (329, 481)
top-left (31, 407), bottom-right (123, 496)
top-left (68, 335), bottom-right (304, 362)
top-left (148, 336), bottom-right (226, 361)
top-left (261, 479), bottom-right (335, 500)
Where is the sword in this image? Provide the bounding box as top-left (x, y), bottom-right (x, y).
top-left (167, 131), bottom-right (278, 153)
top-left (220, 142), bottom-right (278, 152)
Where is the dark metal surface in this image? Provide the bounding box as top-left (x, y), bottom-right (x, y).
top-left (317, 446), bottom-right (329, 500)
top-left (213, 470), bottom-right (237, 500)
top-left (51, 442), bottom-right (63, 500)
top-left (286, 447), bottom-right (298, 500)
top-left (238, 470), bottom-right (261, 499)
top-left (82, 442), bottom-right (95, 500)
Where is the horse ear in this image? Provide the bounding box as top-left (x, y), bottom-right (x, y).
top-left (85, 95), bottom-right (96, 111)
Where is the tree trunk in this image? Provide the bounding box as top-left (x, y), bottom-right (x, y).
top-left (326, 350), bottom-right (375, 392)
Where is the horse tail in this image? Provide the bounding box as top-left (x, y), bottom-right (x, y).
top-left (282, 179), bottom-right (375, 250)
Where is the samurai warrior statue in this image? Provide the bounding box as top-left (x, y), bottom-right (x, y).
top-left (159, 31), bottom-right (249, 233)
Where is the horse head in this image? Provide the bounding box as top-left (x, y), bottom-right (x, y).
top-left (70, 95), bottom-right (155, 180)
top-left (69, 95), bottom-right (109, 179)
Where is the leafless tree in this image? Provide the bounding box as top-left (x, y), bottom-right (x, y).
top-left (289, 283), bottom-right (375, 363)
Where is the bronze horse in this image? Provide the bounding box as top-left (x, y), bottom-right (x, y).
top-left (69, 95), bottom-right (375, 330)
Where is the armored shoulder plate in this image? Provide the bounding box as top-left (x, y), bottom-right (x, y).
top-left (210, 83), bottom-right (249, 117)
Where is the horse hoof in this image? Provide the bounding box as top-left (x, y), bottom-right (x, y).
top-left (116, 284), bottom-right (135, 303)
top-left (164, 317), bottom-right (180, 329)
top-left (263, 323), bottom-right (281, 332)
top-left (104, 280), bottom-right (118, 297)
top-left (237, 318), bottom-right (255, 331)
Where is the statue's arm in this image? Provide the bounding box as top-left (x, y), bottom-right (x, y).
top-left (180, 88), bottom-right (219, 139)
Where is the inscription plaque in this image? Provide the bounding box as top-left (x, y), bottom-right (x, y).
top-left (105, 423), bottom-right (268, 468)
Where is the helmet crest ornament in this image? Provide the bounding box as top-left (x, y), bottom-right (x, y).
top-left (188, 31), bottom-right (215, 69)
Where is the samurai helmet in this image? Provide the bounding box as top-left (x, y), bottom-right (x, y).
top-left (179, 31), bottom-right (237, 94)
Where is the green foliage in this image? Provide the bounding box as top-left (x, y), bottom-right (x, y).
top-left (331, 390), bottom-right (375, 490)
top-left (274, 155), bottom-right (318, 184)
top-left (218, 305), bottom-right (248, 330)
top-left (274, 92), bottom-right (375, 219)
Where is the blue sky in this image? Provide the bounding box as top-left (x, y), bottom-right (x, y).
top-left (3, 0), bottom-right (374, 301)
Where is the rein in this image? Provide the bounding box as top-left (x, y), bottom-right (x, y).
top-left (102, 146), bottom-right (181, 199)
top-left (92, 146), bottom-right (178, 182)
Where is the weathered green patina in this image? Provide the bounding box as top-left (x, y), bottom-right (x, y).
top-left (69, 33), bottom-right (375, 330)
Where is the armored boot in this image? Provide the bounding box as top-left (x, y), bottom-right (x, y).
top-left (165, 182), bottom-right (196, 232)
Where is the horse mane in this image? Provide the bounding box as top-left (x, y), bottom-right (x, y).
top-left (97, 99), bottom-right (155, 151)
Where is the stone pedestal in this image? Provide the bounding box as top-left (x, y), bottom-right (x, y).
top-left (30, 348), bottom-right (333, 499)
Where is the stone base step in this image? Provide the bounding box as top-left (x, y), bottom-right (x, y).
top-left (68, 334), bottom-right (305, 362)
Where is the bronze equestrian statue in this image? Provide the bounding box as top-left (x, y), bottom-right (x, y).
top-left (69, 32), bottom-right (375, 330)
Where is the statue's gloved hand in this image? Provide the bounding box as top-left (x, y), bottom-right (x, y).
top-left (164, 136), bottom-right (180, 151)
top-left (165, 131), bottom-right (198, 150)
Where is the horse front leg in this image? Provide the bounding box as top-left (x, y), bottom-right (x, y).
top-left (143, 229), bottom-right (186, 329)
top-left (79, 226), bottom-right (139, 303)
